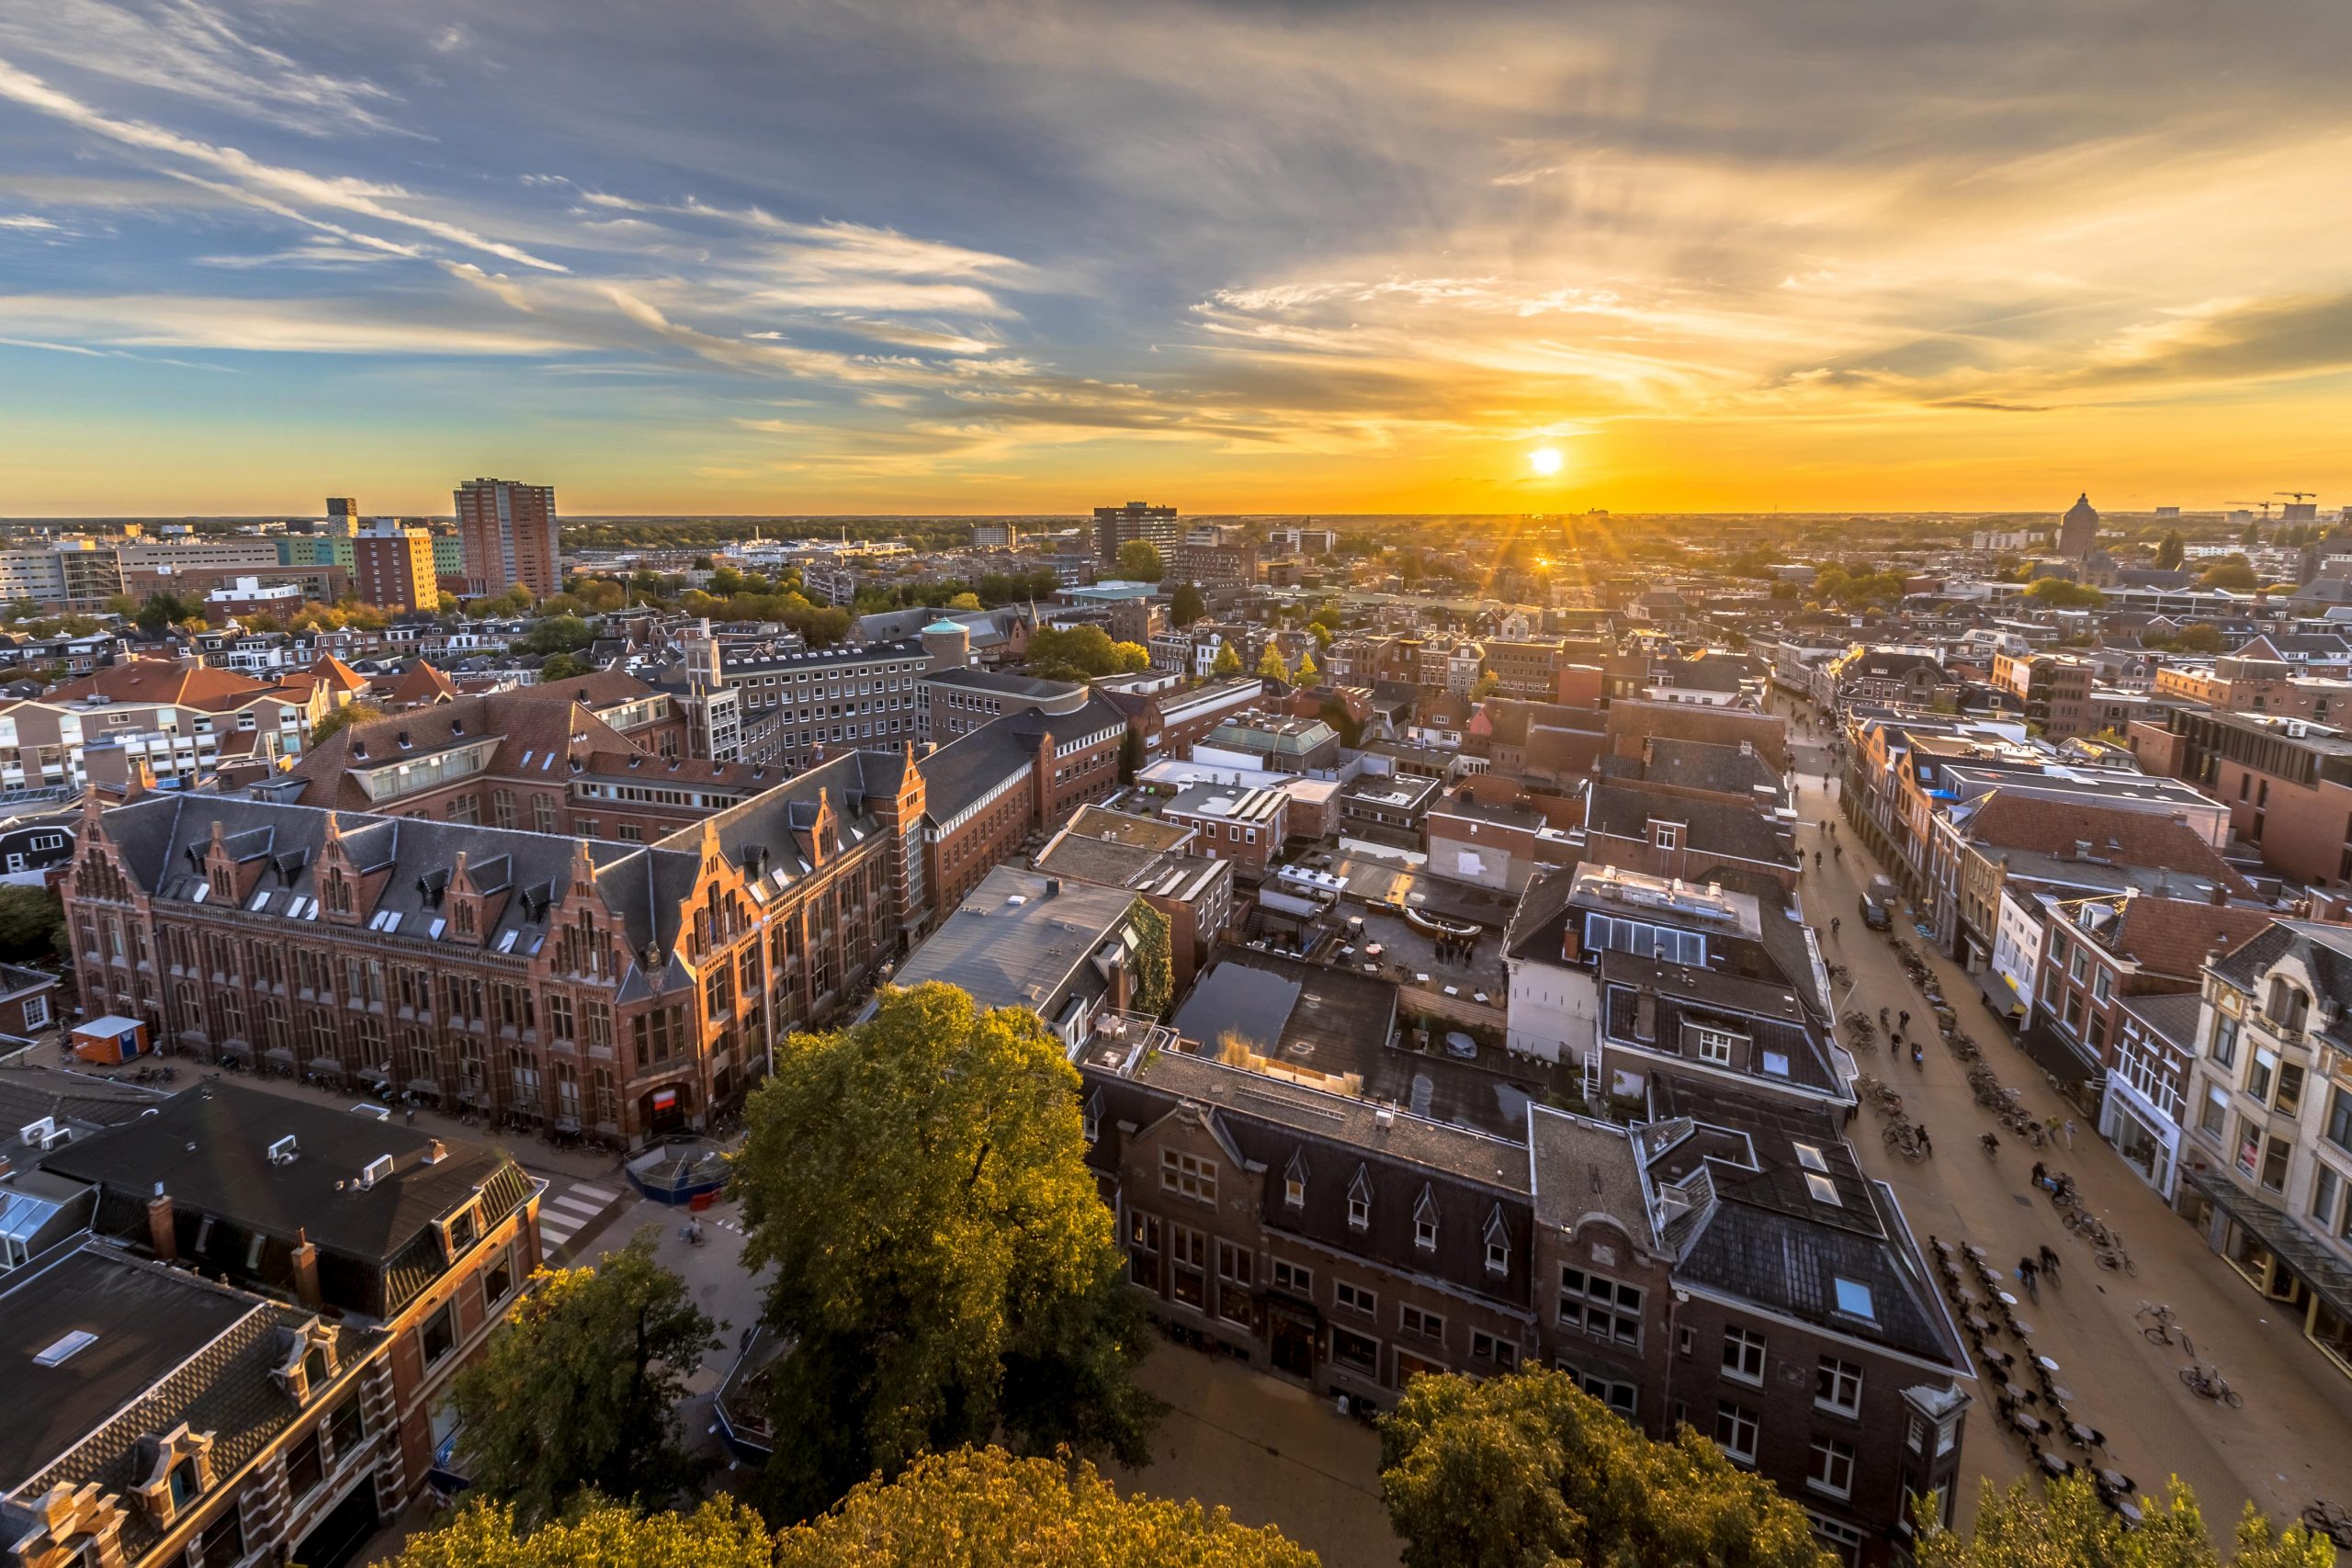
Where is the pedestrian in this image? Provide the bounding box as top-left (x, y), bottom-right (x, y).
top-left (1917, 1125), bottom-right (1931, 1156)
top-left (2030, 1160), bottom-right (2048, 1190)
top-left (2017, 1257), bottom-right (2040, 1302)
top-left (1899, 1010), bottom-right (1910, 1031)
top-left (1835, 844), bottom-right (1843, 863)
top-left (1831, 918), bottom-right (1841, 940)
top-left (2064, 1118), bottom-right (2076, 1150)
top-left (1911, 1040), bottom-right (1924, 1069)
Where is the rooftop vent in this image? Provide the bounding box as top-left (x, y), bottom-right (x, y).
top-left (358, 1154), bottom-right (394, 1189)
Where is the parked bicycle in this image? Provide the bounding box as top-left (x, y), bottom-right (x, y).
top-left (2180, 1363), bottom-right (2244, 1407)
top-left (2300, 1500), bottom-right (2352, 1549)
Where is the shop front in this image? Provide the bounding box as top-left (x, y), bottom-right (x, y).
top-left (2184, 1168), bottom-right (2352, 1382)
top-left (2099, 1071), bottom-right (2182, 1201)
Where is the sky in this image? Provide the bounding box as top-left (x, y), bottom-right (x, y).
top-left (3, 0), bottom-right (2351, 518)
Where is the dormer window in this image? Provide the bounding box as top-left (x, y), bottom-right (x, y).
top-left (168, 1458), bottom-right (199, 1509)
top-left (1413, 1185), bottom-right (1440, 1251)
top-left (1483, 1206), bottom-right (1510, 1274)
top-left (1347, 1167), bottom-right (1372, 1231)
top-left (453, 901), bottom-right (476, 938)
top-left (1081, 1092), bottom-right (1101, 1145)
top-left (1283, 1151), bottom-right (1307, 1209)
top-left (1651, 821), bottom-right (1679, 852)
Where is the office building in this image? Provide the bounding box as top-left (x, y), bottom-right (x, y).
top-left (1093, 501), bottom-right (1182, 568)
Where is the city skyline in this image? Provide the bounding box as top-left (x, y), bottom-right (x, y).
top-left (4, 1), bottom-right (2351, 516)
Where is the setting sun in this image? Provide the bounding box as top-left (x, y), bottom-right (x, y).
top-left (1528, 447), bottom-right (1564, 477)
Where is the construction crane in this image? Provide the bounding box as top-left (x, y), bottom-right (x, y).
top-left (2278, 491), bottom-right (2317, 503)
top-left (2228, 502), bottom-right (2276, 520)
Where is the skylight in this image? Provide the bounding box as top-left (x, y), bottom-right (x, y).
top-left (34, 1330), bottom-right (97, 1367)
top-left (1793, 1142), bottom-right (1828, 1172)
top-left (1832, 1277), bottom-right (1875, 1320)
top-left (1804, 1172), bottom-right (1841, 1206)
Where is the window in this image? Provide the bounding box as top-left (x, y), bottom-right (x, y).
top-left (1722, 1327), bottom-right (1766, 1384)
top-left (168, 1458), bottom-right (200, 1508)
top-left (1713, 1403), bottom-right (1758, 1463)
top-left (1284, 1173), bottom-right (1305, 1207)
top-left (1330, 1325), bottom-right (1380, 1376)
top-left (1336, 1280), bottom-right (1377, 1316)
top-left (2314, 1164), bottom-right (2346, 1233)
top-left (1126, 1211), bottom-right (1161, 1289)
top-left (1161, 1148), bottom-right (1216, 1204)
top-left (1692, 1027), bottom-right (1743, 1066)
top-left (1812, 1511), bottom-right (1868, 1567)
top-left (1807, 1436), bottom-right (1856, 1499)
top-left (2248, 1049), bottom-right (2276, 1104)
top-left (22, 994), bottom-right (47, 1030)
top-left (1815, 1357), bottom-right (1862, 1416)
top-left (1471, 1329), bottom-right (1518, 1371)
top-left (2199, 1083), bottom-right (2230, 1140)
top-left (1271, 1258), bottom-right (1312, 1296)
top-left (326, 1395), bottom-right (364, 1459)
top-left (2277, 1062), bottom-right (2306, 1115)
top-left (1652, 822), bottom-right (1679, 852)
top-left (482, 1244), bottom-right (516, 1311)
top-left (2261, 1135), bottom-right (2290, 1193)
top-left (197, 1505), bottom-right (243, 1567)
top-left (2211, 1015), bottom-right (2240, 1068)
top-left (1400, 1304), bottom-right (1445, 1341)
top-left (1558, 1267), bottom-right (1644, 1347)
top-left (1170, 1224), bottom-right (1207, 1308)
top-left (2327, 1088), bottom-right (2352, 1155)
top-left (1347, 1168), bottom-right (1372, 1230)
top-left (421, 1301), bottom-right (457, 1367)
top-left (1831, 1277), bottom-right (1875, 1321)
top-left (1414, 1189), bottom-right (1439, 1250)
top-left (284, 1427), bottom-right (324, 1500)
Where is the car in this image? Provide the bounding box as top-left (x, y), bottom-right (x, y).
top-left (1443, 1032), bottom-right (1478, 1060)
top-left (1859, 875), bottom-right (1896, 931)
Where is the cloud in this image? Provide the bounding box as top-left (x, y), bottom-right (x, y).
top-left (0, 55), bottom-right (567, 271)
top-left (0, 0), bottom-right (404, 136)
top-left (0, 293), bottom-right (582, 355)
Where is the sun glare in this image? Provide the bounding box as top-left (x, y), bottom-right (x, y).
top-left (1528, 446), bottom-right (1564, 477)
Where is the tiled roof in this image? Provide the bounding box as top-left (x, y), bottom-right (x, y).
top-left (47, 659), bottom-right (288, 713)
top-left (2104, 896), bottom-right (2273, 980)
top-left (920, 694), bottom-right (1127, 824)
top-left (1586, 782), bottom-right (1796, 869)
top-left (1963, 792), bottom-right (2252, 892)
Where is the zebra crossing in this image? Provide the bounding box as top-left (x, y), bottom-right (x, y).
top-left (537, 1181), bottom-right (626, 1258)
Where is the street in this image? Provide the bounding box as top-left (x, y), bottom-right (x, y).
top-left (1774, 694), bottom-right (2352, 1532)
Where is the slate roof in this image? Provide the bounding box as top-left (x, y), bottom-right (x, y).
top-left (40, 1080), bottom-right (526, 1269)
top-left (279, 691), bottom-right (628, 811)
top-left (1648, 1077), bottom-right (1962, 1368)
top-left (100, 791), bottom-right (693, 967)
top-left (1585, 782), bottom-right (1797, 869)
top-left (919, 694), bottom-right (1128, 824)
top-left (657, 745), bottom-right (907, 891)
top-left (0, 1067), bottom-right (171, 1137)
top-left (1600, 737), bottom-right (1784, 801)
top-left (1599, 952), bottom-right (1838, 1096)
top-left (1962, 793), bottom-right (2252, 893)
top-left (2115, 989), bottom-right (2204, 1051)
top-left (2211, 919), bottom-right (2352, 1003)
top-left (497, 668), bottom-right (661, 710)
top-left (1, 1241), bottom-right (385, 1556)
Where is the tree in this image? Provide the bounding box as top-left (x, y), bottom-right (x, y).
top-left (2177, 622), bottom-right (2226, 653)
top-left (1213, 640), bottom-right (1243, 676)
top-left (1257, 644), bottom-right (1292, 683)
top-left (538, 652), bottom-right (589, 682)
top-left (0, 885), bottom-right (65, 961)
top-left (515, 615), bottom-right (595, 656)
top-left (2243, 519), bottom-right (2264, 549)
top-left (945, 591), bottom-right (983, 610)
top-left (776, 1447), bottom-right (1318, 1567)
top-left (1470, 671), bottom-right (1503, 699)
top-left (1381, 1370), bottom-right (1829, 1568)
top-left (392, 1450), bottom-right (1315, 1568)
top-left (1111, 640), bottom-right (1153, 674)
top-left (1171, 582), bottom-right (1207, 627)
top-left (1026, 624), bottom-right (1136, 680)
top-left (392, 1496), bottom-right (774, 1568)
top-left (1295, 649), bottom-right (1319, 684)
top-left (448, 1231), bottom-right (717, 1526)
top-left (311, 702), bottom-right (383, 745)
top-left (734, 984), bottom-right (1161, 1520)
top-left (2025, 577), bottom-right (2106, 609)
top-left (2155, 530), bottom-right (2186, 570)
top-left (132, 591), bottom-right (204, 634)
top-left (2200, 559), bottom-right (2260, 592)
top-left (1919, 1474), bottom-right (2330, 1568)
top-left (1116, 539), bottom-right (1166, 581)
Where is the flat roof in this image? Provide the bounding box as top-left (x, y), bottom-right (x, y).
top-left (897, 866), bottom-right (1138, 1015)
top-left (0, 1244), bottom-right (254, 1488)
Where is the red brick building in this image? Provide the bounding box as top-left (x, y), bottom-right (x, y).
top-left (454, 478), bottom-right (559, 599)
top-left (917, 695), bottom-right (1130, 913)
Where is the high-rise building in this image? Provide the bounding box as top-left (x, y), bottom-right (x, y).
top-left (326, 496), bottom-right (358, 523)
top-left (454, 477), bottom-right (560, 598)
top-left (352, 519), bottom-right (442, 611)
top-left (1093, 500), bottom-right (1181, 567)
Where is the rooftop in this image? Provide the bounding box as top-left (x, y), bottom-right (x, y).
top-left (895, 865), bottom-right (1141, 1018)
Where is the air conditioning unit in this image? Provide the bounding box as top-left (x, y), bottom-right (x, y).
top-left (18, 1116), bottom-right (55, 1148)
top-left (358, 1154), bottom-right (394, 1189)
top-left (267, 1134), bottom-right (299, 1166)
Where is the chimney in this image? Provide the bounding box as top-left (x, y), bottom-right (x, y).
top-left (2211, 880), bottom-right (2227, 907)
top-left (1044, 877), bottom-right (1061, 897)
top-left (289, 1226), bottom-right (322, 1309)
top-left (146, 1188), bottom-right (176, 1262)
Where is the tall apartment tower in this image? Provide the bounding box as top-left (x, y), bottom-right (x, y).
top-left (1093, 500), bottom-right (1181, 567)
top-left (455, 477), bottom-right (560, 598)
top-left (326, 496), bottom-right (359, 524)
top-left (353, 519), bottom-right (443, 612)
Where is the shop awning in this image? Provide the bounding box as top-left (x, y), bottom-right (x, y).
top-left (2184, 1167), bottom-right (2352, 1324)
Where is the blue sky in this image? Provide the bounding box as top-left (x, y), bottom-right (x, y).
top-left (4, 1), bottom-right (2351, 515)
